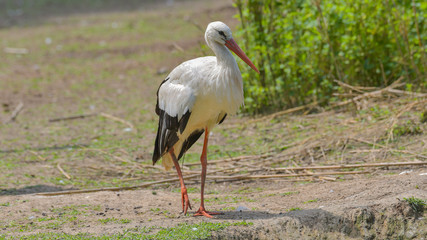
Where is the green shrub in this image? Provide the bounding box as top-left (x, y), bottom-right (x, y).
top-left (235, 0), bottom-right (426, 114)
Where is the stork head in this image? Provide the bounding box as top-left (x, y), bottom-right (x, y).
top-left (205, 21), bottom-right (259, 74)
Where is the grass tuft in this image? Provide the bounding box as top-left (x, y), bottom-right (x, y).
top-left (403, 196), bottom-right (426, 214)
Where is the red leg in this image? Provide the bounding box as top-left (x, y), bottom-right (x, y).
top-left (170, 148), bottom-right (192, 215)
top-left (194, 128), bottom-right (222, 218)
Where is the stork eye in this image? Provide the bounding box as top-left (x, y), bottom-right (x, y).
top-left (218, 30), bottom-right (226, 38)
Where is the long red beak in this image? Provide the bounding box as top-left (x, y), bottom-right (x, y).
top-left (225, 38), bottom-right (260, 74)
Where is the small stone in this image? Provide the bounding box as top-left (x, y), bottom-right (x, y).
top-left (236, 206), bottom-right (249, 212)
top-left (45, 37), bottom-right (52, 45)
top-left (399, 170), bottom-right (413, 175)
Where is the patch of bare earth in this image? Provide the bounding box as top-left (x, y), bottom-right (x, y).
top-left (0, 170), bottom-right (425, 239)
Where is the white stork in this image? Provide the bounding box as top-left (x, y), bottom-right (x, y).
top-left (152, 21), bottom-right (259, 218)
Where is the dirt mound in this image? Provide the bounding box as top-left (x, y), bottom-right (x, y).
top-left (213, 201), bottom-right (425, 239)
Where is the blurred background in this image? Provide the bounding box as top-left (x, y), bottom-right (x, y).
top-left (1, 0), bottom-right (426, 190)
top-left (0, 0), bottom-right (425, 236)
top-left (0, 0), bottom-right (241, 192)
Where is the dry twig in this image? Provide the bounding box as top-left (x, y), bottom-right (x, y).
top-left (246, 101), bottom-right (318, 125)
top-left (387, 99), bottom-right (426, 141)
top-left (28, 150), bottom-right (46, 161)
top-left (49, 112), bottom-right (136, 132)
top-left (268, 161), bottom-right (427, 172)
top-left (207, 171), bottom-right (370, 180)
top-left (56, 163), bottom-right (71, 179)
top-left (184, 153), bottom-right (272, 167)
top-left (36, 173), bottom-right (201, 196)
top-left (3, 102), bottom-right (24, 124)
top-left (331, 78), bottom-right (405, 108)
top-left (49, 113), bottom-right (97, 122)
top-left (99, 112), bottom-right (135, 132)
top-left (334, 80), bottom-right (367, 93)
top-left (350, 138), bottom-right (427, 159)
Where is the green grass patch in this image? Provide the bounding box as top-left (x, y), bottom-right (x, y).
top-left (16, 221), bottom-right (252, 239)
top-left (288, 207), bottom-right (302, 212)
top-left (99, 217), bottom-right (131, 225)
top-left (221, 206), bottom-right (237, 211)
top-left (392, 121), bottom-right (422, 138)
top-left (193, 195), bottom-right (255, 205)
top-left (303, 199), bottom-right (319, 204)
top-left (403, 197), bottom-right (426, 214)
top-left (281, 191), bottom-right (300, 197)
top-left (233, 187), bottom-right (263, 194)
top-left (172, 187), bottom-right (199, 193)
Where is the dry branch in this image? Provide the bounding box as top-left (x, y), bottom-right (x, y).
top-left (184, 153), bottom-right (272, 167)
top-left (36, 173), bottom-right (201, 196)
top-left (387, 99), bottom-right (427, 141)
top-left (246, 101), bottom-right (319, 124)
top-left (172, 42), bottom-right (184, 52)
top-left (28, 150), bottom-right (46, 161)
top-left (207, 171), bottom-right (370, 180)
top-left (48, 112), bottom-right (136, 132)
top-left (3, 47), bottom-right (29, 54)
top-left (331, 78), bottom-right (405, 108)
top-left (350, 138), bottom-right (427, 159)
top-left (334, 80), bottom-right (367, 93)
top-left (81, 147), bottom-right (134, 165)
top-left (3, 102), bottom-right (24, 124)
top-left (56, 163), bottom-right (71, 179)
top-left (49, 113), bottom-right (97, 122)
top-left (99, 112), bottom-right (135, 131)
top-left (184, 17), bottom-right (205, 33)
top-left (269, 161), bottom-right (427, 172)
top-left (386, 89), bottom-right (427, 98)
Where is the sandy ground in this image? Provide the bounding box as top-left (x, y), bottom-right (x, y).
top-left (1, 168), bottom-right (426, 238)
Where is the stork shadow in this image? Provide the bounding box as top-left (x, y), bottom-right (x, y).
top-left (0, 185), bottom-right (77, 196)
top-left (0, 144), bottom-right (89, 154)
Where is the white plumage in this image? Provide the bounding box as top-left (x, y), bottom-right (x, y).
top-left (152, 21), bottom-right (259, 218)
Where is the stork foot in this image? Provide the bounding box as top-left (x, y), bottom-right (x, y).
top-left (181, 188), bottom-right (192, 215)
top-left (194, 206), bottom-right (222, 218)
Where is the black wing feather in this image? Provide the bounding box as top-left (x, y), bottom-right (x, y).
top-left (155, 77), bottom-right (169, 116)
top-left (152, 109), bottom-right (195, 164)
top-left (218, 113), bottom-right (227, 124)
top-left (153, 77), bottom-right (203, 165)
top-left (177, 129), bottom-right (204, 160)
top-left (152, 77), bottom-right (194, 164)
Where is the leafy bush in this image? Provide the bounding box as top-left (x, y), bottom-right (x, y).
top-left (235, 0), bottom-right (426, 114)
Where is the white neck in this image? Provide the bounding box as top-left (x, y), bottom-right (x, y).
top-left (209, 41), bottom-right (239, 71)
top-left (205, 39), bottom-right (244, 114)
